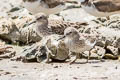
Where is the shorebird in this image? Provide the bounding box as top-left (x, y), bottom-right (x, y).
top-left (79, 0), bottom-right (120, 19)
top-left (22, 0), bottom-right (66, 15)
top-left (33, 13), bottom-right (53, 37)
top-left (58, 27), bottom-right (96, 64)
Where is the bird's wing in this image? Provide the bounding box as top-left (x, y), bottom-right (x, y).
top-left (43, 0), bottom-right (64, 8)
top-left (92, 0), bottom-right (120, 12)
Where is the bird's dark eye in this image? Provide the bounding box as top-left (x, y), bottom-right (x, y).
top-left (66, 32), bottom-right (72, 35)
top-left (69, 32), bottom-right (72, 34)
top-left (36, 16), bottom-right (43, 20)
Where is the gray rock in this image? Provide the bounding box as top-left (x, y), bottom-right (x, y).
top-left (13, 35), bottom-right (69, 63)
top-left (83, 46), bottom-right (105, 60)
top-left (46, 36), bottom-right (69, 62)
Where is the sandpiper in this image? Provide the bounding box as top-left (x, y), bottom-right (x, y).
top-left (79, 0), bottom-right (120, 19)
top-left (33, 13), bottom-right (53, 37)
top-left (58, 27), bottom-right (96, 64)
top-left (22, 0), bottom-right (66, 15)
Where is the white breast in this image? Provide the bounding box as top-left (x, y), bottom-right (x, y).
top-left (65, 38), bottom-right (83, 53)
top-left (23, 0), bottom-right (65, 15)
top-left (51, 40), bottom-right (59, 48)
top-left (85, 40), bottom-right (96, 50)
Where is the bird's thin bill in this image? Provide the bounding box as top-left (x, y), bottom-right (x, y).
top-left (57, 35), bottom-right (66, 41)
top-left (27, 20), bottom-right (36, 26)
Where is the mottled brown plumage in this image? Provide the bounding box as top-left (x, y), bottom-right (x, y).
top-left (43, 0), bottom-right (65, 8)
top-left (34, 13), bottom-right (53, 37)
top-left (22, 0), bottom-right (66, 15)
top-left (92, 0), bottom-right (120, 12)
top-left (23, 0), bottom-right (65, 8)
top-left (80, 0), bottom-right (120, 17)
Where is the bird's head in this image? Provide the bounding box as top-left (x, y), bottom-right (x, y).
top-left (35, 13), bottom-right (48, 24)
top-left (27, 13), bottom-right (48, 27)
top-left (58, 27), bottom-right (79, 40)
top-left (64, 27), bottom-right (79, 37)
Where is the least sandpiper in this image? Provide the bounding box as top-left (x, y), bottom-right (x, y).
top-left (22, 0), bottom-right (66, 15)
top-left (79, 0), bottom-right (120, 19)
top-left (58, 27), bottom-right (96, 64)
top-left (33, 13), bottom-right (53, 37)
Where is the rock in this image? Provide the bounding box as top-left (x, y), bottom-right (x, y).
top-left (46, 35), bottom-right (69, 62)
top-left (0, 17), bottom-right (41, 44)
top-left (83, 46), bottom-right (105, 60)
top-left (49, 14), bottom-right (64, 21)
top-left (11, 43), bottom-right (42, 62)
top-left (114, 38), bottom-right (120, 48)
top-left (60, 8), bottom-right (96, 22)
top-left (96, 40), bottom-right (105, 48)
top-left (0, 43), bottom-right (16, 58)
top-left (106, 46), bottom-right (118, 56)
top-left (49, 19), bottom-right (88, 35)
top-left (0, 18), bottom-right (20, 43)
top-left (93, 46), bottom-right (106, 59)
top-left (104, 54), bottom-right (118, 60)
top-left (12, 35), bottom-right (69, 63)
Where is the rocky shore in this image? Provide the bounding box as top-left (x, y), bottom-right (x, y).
top-left (0, 0), bottom-right (120, 80)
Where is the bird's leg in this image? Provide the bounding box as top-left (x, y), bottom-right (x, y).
top-left (70, 53), bottom-right (79, 64)
top-left (36, 52), bottom-right (42, 63)
top-left (45, 45), bottom-right (55, 56)
top-left (86, 50), bottom-right (91, 63)
top-left (36, 50), bottom-right (47, 63)
top-left (68, 51), bottom-right (72, 59)
top-left (45, 51), bottom-right (51, 63)
top-left (45, 40), bottom-right (55, 57)
top-left (26, 28), bottom-right (30, 44)
top-left (45, 46), bottom-right (53, 63)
